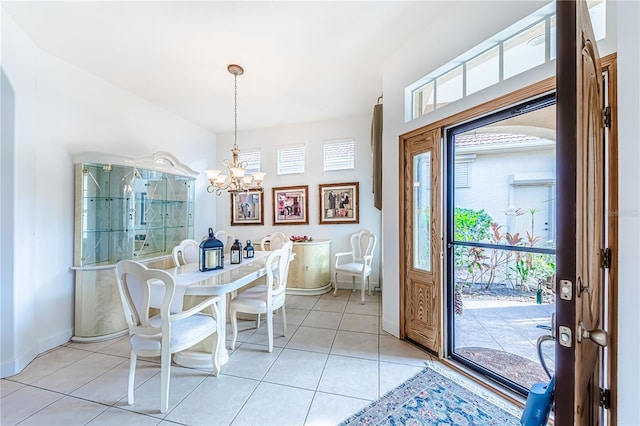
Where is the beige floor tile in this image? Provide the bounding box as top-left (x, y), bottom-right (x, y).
top-left (330, 331), bottom-right (379, 361)
top-left (221, 343), bottom-right (282, 380)
top-left (317, 355), bottom-right (378, 400)
top-left (344, 299), bottom-right (379, 316)
top-left (262, 348), bottom-right (328, 390)
top-left (71, 359), bottom-right (159, 405)
top-left (301, 310), bottom-right (342, 330)
top-left (115, 365), bottom-right (210, 417)
top-left (8, 347), bottom-right (92, 385)
top-left (164, 375), bottom-right (258, 425)
top-left (243, 322), bottom-right (297, 348)
top-left (18, 395), bottom-right (109, 425)
top-left (339, 313), bottom-right (379, 334)
top-left (286, 326), bottom-right (337, 354)
top-left (312, 298), bottom-right (347, 313)
top-left (1, 379), bottom-right (24, 398)
top-left (322, 289), bottom-right (351, 300)
top-left (286, 295), bottom-right (319, 310)
top-left (65, 335), bottom-right (125, 352)
top-left (0, 386), bottom-right (63, 425)
top-left (378, 361), bottom-right (424, 396)
top-left (379, 334), bottom-right (431, 366)
top-left (273, 307), bottom-right (310, 326)
top-left (305, 392), bottom-right (370, 426)
top-left (348, 290), bottom-right (380, 305)
top-left (86, 407), bottom-right (161, 425)
top-left (32, 352), bottom-right (126, 394)
top-left (231, 382), bottom-right (314, 426)
top-left (99, 336), bottom-right (136, 358)
top-left (226, 319), bottom-right (258, 344)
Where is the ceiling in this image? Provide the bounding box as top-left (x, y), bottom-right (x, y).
top-left (2, 1), bottom-right (452, 134)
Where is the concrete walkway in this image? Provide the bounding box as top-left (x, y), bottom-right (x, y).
top-left (455, 299), bottom-right (556, 374)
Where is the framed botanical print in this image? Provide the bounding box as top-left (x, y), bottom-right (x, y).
top-left (272, 185), bottom-right (309, 225)
top-left (319, 182), bottom-right (359, 224)
top-left (230, 191), bottom-right (264, 226)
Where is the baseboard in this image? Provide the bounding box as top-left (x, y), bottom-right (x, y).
top-left (1, 328), bottom-right (73, 378)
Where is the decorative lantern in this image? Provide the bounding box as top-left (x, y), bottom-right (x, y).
top-left (199, 228), bottom-right (224, 271)
top-left (244, 240), bottom-right (255, 259)
top-left (230, 239), bottom-right (243, 264)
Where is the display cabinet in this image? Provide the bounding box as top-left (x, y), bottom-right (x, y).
top-left (71, 152), bottom-right (199, 341)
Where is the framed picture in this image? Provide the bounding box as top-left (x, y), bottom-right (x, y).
top-left (319, 182), bottom-right (359, 224)
top-left (230, 191), bottom-right (264, 226)
top-left (273, 185), bottom-right (309, 225)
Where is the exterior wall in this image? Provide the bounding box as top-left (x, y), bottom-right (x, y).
top-left (0, 12), bottom-right (216, 377)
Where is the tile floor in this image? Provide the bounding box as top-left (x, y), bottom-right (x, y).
top-left (1, 290), bottom-right (441, 426)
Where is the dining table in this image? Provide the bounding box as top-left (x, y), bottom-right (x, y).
top-left (150, 250), bottom-right (272, 369)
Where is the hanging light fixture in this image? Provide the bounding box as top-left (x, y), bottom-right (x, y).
top-left (205, 64), bottom-right (266, 195)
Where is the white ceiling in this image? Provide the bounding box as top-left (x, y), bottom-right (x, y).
top-left (2, 1), bottom-right (452, 134)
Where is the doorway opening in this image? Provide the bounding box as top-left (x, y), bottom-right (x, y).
top-left (445, 93), bottom-right (557, 395)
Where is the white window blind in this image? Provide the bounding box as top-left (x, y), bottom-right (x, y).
top-left (277, 144), bottom-right (305, 175)
top-left (323, 138), bottom-right (355, 171)
top-left (455, 162), bottom-right (471, 188)
top-left (238, 148), bottom-right (261, 173)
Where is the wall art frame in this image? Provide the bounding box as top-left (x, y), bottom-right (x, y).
top-left (318, 181), bottom-right (359, 224)
top-left (272, 185), bottom-right (309, 225)
top-left (230, 191), bottom-right (264, 226)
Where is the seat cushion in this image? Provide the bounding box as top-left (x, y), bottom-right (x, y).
top-left (131, 313), bottom-right (216, 355)
top-left (230, 285), bottom-right (284, 314)
top-left (336, 262), bottom-right (371, 275)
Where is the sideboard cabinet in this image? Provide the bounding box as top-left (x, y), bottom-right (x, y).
top-left (71, 152), bottom-right (199, 341)
top-left (260, 239), bottom-right (332, 295)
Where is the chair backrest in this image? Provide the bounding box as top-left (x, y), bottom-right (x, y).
top-left (214, 230), bottom-right (236, 254)
top-left (260, 231), bottom-right (289, 251)
top-left (115, 260), bottom-right (176, 335)
top-left (350, 229), bottom-right (377, 265)
top-left (264, 241), bottom-right (293, 301)
top-left (172, 239), bottom-right (200, 266)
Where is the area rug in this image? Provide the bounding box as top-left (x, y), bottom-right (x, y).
top-left (339, 363), bottom-right (521, 426)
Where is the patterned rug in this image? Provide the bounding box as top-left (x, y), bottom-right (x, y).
top-left (339, 364), bottom-right (522, 426)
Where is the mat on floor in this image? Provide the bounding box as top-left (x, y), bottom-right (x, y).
top-left (339, 363), bottom-right (522, 426)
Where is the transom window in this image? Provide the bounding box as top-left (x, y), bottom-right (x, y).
top-left (406, 0), bottom-right (606, 121)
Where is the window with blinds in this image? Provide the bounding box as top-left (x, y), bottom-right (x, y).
top-left (323, 138), bottom-right (355, 171)
top-left (277, 144), bottom-right (305, 175)
top-left (238, 148), bottom-right (261, 173)
top-left (455, 161), bottom-right (471, 188)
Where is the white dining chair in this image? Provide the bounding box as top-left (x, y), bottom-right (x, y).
top-left (260, 231), bottom-right (289, 251)
top-left (114, 260), bottom-right (222, 413)
top-left (229, 241), bottom-right (293, 352)
top-left (171, 239), bottom-right (200, 266)
top-left (333, 229), bottom-right (377, 304)
top-left (214, 230), bottom-right (236, 255)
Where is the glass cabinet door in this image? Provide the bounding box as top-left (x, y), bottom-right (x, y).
top-left (75, 162), bottom-right (195, 266)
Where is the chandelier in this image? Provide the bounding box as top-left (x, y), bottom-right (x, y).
top-left (205, 64), bottom-right (266, 195)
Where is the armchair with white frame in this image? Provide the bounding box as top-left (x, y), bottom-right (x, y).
top-left (333, 229), bottom-right (377, 304)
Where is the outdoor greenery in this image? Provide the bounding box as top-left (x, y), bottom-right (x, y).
top-left (454, 207), bottom-right (556, 293)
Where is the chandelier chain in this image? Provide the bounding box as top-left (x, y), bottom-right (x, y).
top-left (233, 72), bottom-right (238, 150)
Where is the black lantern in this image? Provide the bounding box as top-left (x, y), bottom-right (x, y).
top-left (230, 239), bottom-right (243, 264)
top-left (199, 228), bottom-right (224, 271)
top-left (244, 240), bottom-right (255, 259)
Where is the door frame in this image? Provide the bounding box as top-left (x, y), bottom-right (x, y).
top-left (398, 55), bottom-right (617, 415)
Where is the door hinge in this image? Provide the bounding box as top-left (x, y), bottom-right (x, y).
top-left (603, 106), bottom-right (611, 128)
top-left (600, 248), bottom-right (611, 269)
top-left (600, 387), bottom-right (611, 409)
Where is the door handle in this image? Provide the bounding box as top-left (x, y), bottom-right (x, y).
top-left (577, 321), bottom-right (608, 347)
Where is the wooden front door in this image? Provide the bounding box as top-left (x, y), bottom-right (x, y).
top-left (556, 0), bottom-right (608, 424)
top-left (399, 128), bottom-right (443, 356)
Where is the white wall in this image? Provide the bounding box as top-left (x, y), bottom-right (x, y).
top-left (214, 115), bottom-right (382, 287)
top-left (382, 0), bottom-right (639, 422)
top-left (614, 1), bottom-right (640, 423)
top-left (0, 12), bottom-right (217, 377)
